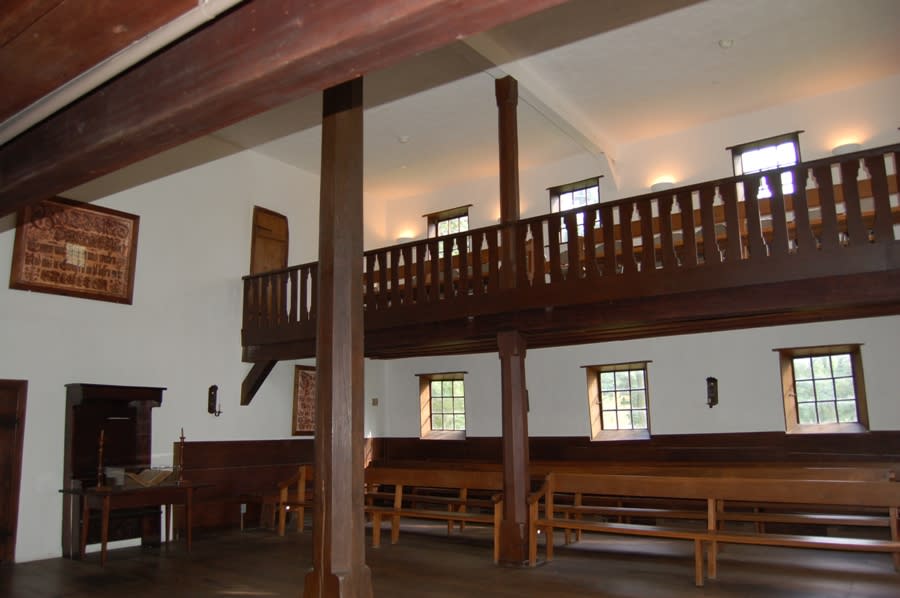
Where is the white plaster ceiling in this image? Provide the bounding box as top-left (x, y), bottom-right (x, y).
top-left (68, 0), bottom-right (900, 203)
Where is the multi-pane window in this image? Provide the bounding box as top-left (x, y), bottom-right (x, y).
top-left (417, 372), bottom-right (467, 438)
top-left (777, 345), bottom-right (868, 433)
top-left (424, 204), bottom-right (470, 257)
top-left (585, 361), bottom-right (650, 440)
top-left (549, 177), bottom-right (601, 243)
top-left (730, 131), bottom-right (802, 198)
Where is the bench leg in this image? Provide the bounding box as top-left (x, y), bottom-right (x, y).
top-left (545, 525), bottom-right (554, 562)
top-left (707, 539), bottom-right (718, 580)
top-left (371, 512), bottom-right (381, 548)
top-left (277, 505), bottom-right (287, 536)
top-left (694, 538), bottom-right (704, 587)
top-left (391, 515), bottom-right (400, 544)
top-left (297, 506), bottom-right (305, 533)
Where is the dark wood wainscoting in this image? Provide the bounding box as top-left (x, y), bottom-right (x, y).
top-left (174, 439), bottom-right (314, 532)
top-left (369, 431), bottom-right (900, 467)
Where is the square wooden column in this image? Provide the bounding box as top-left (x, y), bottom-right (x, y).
top-left (497, 329), bottom-right (530, 565)
top-left (303, 77), bottom-right (373, 598)
top-left (496, 76), bottom-right (520, 288)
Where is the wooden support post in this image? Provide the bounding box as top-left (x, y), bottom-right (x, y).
top-left (497, 330), bottom-right (530, 565)
top-left (303, 78), bottom-right (373, 598)
top-left (496, 76), bottom-right (520, 289)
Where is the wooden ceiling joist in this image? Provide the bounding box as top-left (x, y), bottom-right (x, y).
top-left (0, 0), bottom-right (568, 217)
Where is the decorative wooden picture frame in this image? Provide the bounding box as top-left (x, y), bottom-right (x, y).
top-left (10, 197), bottom-right (139, 304)
top-left (292, 365), bottom-right (316, 436)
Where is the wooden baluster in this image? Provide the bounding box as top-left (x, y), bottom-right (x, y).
top-left (840, 160), bottom-right (867, 246)
top-left (442, 237), bottom-right (454, 299)
top-left (790, 167), bottom-right (816, 253)
top-left (365, 253), bottom-right (377, 312)
top-left (486, 229), bottom-right (500, 294)
top-left (415, 244), bottom-right (427, 304)
top-left (457, 234), bottom-right (470, 297)
top-left (377, 252), bottom-right (389, 310)
top-left (769, 170), bottom-right (790, 258)
top-left (429, 239), bottom-right (440, 302)
top-left (601, 204), bottom-right (616, 275)
top-left (864, 154), bottom-right (895, 242)
top-left (389, 247), bottom-right (401, 307)
top-left (619, 201), bottom-right (637, 274)
top-left (402, 245), bottom-right (414, 304)
top-left (547, 216), bottom-right (563, 283)
top-left (529, 221), bottom-right (546, 287)
top-left (699, 186), bottom-right (720, 265)
top-left (289, 269), bottom-right (298, 325)
top-left (515, 223), bottom-right (530, 289)
top-left (676, 192), bottom-right (697, 268)
top-left (742, 176), bottom-right (767, 259)
top-left (300, 266), bottom-right (310, 324)
top-left (307, 264), bottom-right (318, 323)
top-left (582, 208), bottom-right (600, 278)
top-left (658, 194), bottom-right (676, 270)
top-left (813, 164), bottom-right (840, 251)
top-left (720, 184), bottom-right (742, 261)
top-left (564, 212), bottom-right (581, 281)
top-left (637, 200), bottom-right (655, 272)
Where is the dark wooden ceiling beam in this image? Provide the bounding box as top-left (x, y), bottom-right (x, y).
top-left (0, 0), bottom-right (568, 216)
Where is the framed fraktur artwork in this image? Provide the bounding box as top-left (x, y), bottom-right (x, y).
top-left (292, 365), bottom-right (316, 435)
top-left (9, 197), bottom-right (139, 304)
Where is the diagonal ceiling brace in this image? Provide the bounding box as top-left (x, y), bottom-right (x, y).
top-left (240, 360), bottom-right (277, 406)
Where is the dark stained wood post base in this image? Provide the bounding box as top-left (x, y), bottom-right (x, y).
top-left (303, 77), bottom-right (373, 598)
top-left (497, 330), bottom-right (530, 565)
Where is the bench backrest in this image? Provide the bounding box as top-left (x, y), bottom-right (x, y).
top-left (365, 466), bottom-right (504, 491)
top-left (546, 472), bottom-right (900, 508)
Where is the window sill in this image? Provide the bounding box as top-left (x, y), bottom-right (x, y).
top-left (420, 430), bottom-right (466, 441)
top-left (591, 429), bottom-right (650, 442)
top-left (784, 422), bottom-right (868, 434)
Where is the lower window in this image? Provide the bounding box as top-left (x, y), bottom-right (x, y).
top-left (585, 361), bottom-right (651, 441)
top-left (776, 344), bottom-right (869, 434)
top-left (417, 372), bottom-right (466, 439)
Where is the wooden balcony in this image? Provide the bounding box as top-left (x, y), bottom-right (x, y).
top-left (242, 144), bottom-right (900, 361)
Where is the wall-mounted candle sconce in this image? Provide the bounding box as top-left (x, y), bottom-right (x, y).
top-left (706, 377), bottom-right (718, 408)
top-left (208, 384), bottom-right (222, 417)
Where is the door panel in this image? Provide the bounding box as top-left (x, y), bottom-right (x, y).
top-left (0, 380), bottom-right (26, 563)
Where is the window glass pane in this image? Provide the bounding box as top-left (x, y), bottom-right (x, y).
top-left (617, 392), bottom-right (632, 409)
top-left (776, 141), bottom-right (797, 166)
top-left (454, 397), bottom-right (465, 413)
top-left (441, 381), bottom-right (453, 396)
top-left (448, 219), bottom-right (459, 234)
top-left (602, 411), bottom-right (618, 430)
top-left (615, 371), bottom-right (630, 388)
top-left (437, 221), bottom-right (448, 236)
top-left (811, 356), bottom-right (832, 379)
top-left (431, 381), bottom-right (441, 395)
top-left (432, 414), bottom-right (444, 430)
top-left (630, 370), bottom-right (645, 388)
top-left (631, 410), bottom-right (647, 429)
top-left (814, 379), bottom-right (835, 402)
top-left (572, 188), bottom-right (586, 207)
top-left (560, 192), bottom-right (573, 211)
top-left (831, 354), bottom-right (852, 377)
top-left (631, 391), bottom-right (646, 409)
top-left (795, 380), bottom-right (815, 402)
top-left (452, 380), bottom-right (464, 396)
top-left (453, 415), bottom-right (466, 430)
top-left (833, 377), bottom-right (854, 400)
top-left (797, 403), bottom-right (817, 424)
top-left (618, 411), bottom-right (633, 430)
top-left (600, 392), bottom-right (617, 410)
top-left (793, 357), bottom-right (812, 380)
top-left (817, 402), bottom-right (837, 424)
top-left (836, 401), bottom-right (858, 423)
top-left (586, 186), bottom-right (599, 204)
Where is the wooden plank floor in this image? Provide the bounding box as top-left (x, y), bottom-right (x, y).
top-left (2, 521), bottom-right (899, 597)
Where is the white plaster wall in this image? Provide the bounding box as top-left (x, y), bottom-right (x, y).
top-left (614, 74), bottom-right (900, 198)
top-left (0, 150), bottom-right (320, 562)
top-left (372, 316), bottom-right (900, 439)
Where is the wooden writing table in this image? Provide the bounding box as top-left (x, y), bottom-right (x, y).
top-left (64, 482), bottom-right (203, 566)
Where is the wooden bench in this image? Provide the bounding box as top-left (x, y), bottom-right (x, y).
top-left (530, 472), bottom-right (900, 586)
top-left (253, 464), bottom-right (314, 536)
top-left (364, 466), bottom-right (504, 562)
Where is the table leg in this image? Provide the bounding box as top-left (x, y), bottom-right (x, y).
top-left (164, 503), bottom-right (171, 549)
top-left (100, 495), bottom-right (110, 566)
top-left (186, 488), bottom-right (193, 552)
top-left (79, 496), bottom-right (90, 560)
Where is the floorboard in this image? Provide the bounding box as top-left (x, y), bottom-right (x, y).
top-left (2, 520), bottom-right (898, 597)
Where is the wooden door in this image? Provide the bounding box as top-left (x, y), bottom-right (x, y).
top-left (250, 206), bottom-right (289, 274)
top-left (0, 380), bottom-right (27, 563)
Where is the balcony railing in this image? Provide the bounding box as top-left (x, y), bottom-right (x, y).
top-left (243, 144), bottom-right (900, 350)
